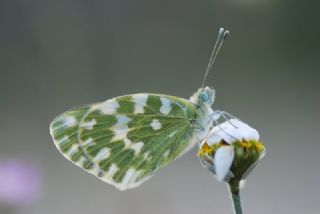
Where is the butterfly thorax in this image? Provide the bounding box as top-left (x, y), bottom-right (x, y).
top-left (190, 87), bottom-right (215, 142)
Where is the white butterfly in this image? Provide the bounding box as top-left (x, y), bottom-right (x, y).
top-left (50, 28), bottom-right (264, 191)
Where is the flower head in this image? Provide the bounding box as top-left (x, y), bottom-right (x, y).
top-left (198, 118), bottom-right (265, 183)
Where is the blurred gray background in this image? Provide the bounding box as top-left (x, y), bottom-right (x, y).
top-left (0, 0), bottom-right (319, 213)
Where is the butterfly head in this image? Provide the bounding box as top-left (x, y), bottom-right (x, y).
top-left (190, 87), bottom-right (215, 106)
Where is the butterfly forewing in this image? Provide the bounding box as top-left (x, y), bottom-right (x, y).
top-left (50, 94), bottom-right (198, 190)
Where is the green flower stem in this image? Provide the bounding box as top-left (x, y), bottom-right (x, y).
top-left (228, 179), bottom-right (243, 214)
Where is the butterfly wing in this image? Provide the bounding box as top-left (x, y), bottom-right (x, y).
top-left (50, 94), bottom-right (199, 190)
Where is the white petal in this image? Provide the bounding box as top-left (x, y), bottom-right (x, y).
top-left (214, 146), bottom-right (235, 181)
top-left (206, 119), bottom-right (260, 145)
top-left (233, 119), bottom-right (259, 140)
top-left (206, 134), bottom-right (222, 146)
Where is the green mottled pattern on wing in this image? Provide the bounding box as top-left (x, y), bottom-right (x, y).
top-left (50, 94), bottom-right (198, 190)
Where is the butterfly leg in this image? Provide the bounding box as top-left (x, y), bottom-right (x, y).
top-left (212, 118), bottom-right (238, 141)
top-left (208, 110), bottom-right (240, 141)
top-left (211, 110), bottom-right (239, 128)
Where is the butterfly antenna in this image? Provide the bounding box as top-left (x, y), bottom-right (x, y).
top-left (201, 28), bottom-right (230, 89)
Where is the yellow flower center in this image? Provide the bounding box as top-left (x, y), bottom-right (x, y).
top-left (198, 139), bottom-right (265, 157)
top-left (254, 141), bottom-right (265, 152)
top-left (197, 143), bottom-right (214, 157)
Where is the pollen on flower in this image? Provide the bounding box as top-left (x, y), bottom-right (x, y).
top-left (239, 140), bottom-right (250, 149)
top-left (254, 141), bottom-right (265, 152)
top-left (235, 140), bottom-right (264, 154)
top-left (197, 143), bottom-right (214, 157)
top-left (198, 141), bottom-right (226, 157)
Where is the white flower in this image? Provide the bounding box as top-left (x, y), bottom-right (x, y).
top-left (198, 118), bottom-right (266, 183)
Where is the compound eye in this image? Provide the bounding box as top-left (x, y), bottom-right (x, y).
top-left (200, 91), bottom-right (209, 102)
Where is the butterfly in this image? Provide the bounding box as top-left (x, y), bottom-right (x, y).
top-left (50, 28), bottom-right (230, 190)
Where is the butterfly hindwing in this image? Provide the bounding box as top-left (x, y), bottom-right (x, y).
top-left (50, 94), bottom-right (198, 190)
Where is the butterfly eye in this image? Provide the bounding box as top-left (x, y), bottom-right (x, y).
top-left (200, 91), bottom-right (209, 102)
